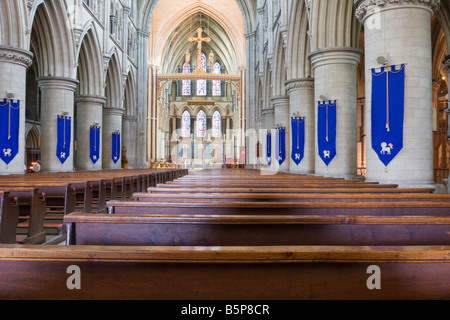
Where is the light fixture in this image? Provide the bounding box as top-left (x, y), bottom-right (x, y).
top-left (376, 53), bottom-right (390, 66)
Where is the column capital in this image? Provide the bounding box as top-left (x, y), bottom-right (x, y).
top-left (37, 76), bottom-right (79, 92)
top-left (0, 45), bottom-right (33, 68)
top-left (103, 106), bottom-right (125, 116)
top-left (355, 0), bottom-right (440, 22)
top-left (271, 95), bottom-right (290, 106)
top-left (75, 95), bottom-right (107, 105)
top-left (308, 47), bottom-right (362, 69)
top-left (123, 115), bottom-right (138, 122)
top-left (285, 78), bottom-right (315, 93)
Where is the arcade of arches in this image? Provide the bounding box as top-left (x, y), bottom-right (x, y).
top-left (0, 0), bottom-right (449, 190)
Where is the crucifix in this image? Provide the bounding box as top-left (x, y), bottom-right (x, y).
top-left (188, 27), bottom-right (210, 72)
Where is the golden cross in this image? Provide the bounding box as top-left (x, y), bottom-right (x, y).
top-left (188, 27), bottom-right (210, 71)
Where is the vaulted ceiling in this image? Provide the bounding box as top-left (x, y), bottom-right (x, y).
top-left (141, 0), bottom-right (250, 73)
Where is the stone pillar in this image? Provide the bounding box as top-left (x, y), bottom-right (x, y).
top-left (0, 46), bottom-right (33, 174)
top-left (442, 56), bottom-right (450, 192)
top-left (272, 95), bottom-right (290, 172)
top-left (123, 115), bottom-right (137, 168)
top-left (38, 76), bottom-right (79, 172)
top-left (309, 47), bottom-right (362, 179)
top-left (261, 108), bottom-right (274, 166)
top-left (102, 107), bottom-right (124, 169)
top-left (75, 95), bottom-right (106, 171)
top-left (355, 0), bottom-right (439, 188)
top-left (286, 78), bottom-right (315, 174)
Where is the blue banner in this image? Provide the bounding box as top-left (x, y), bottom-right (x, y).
top-left (56, 115), bottom-right (71, 164)
top-left (90, 125), bottom-right (101, 164)
top-left (318, 100), bottom-right (337, 166)
top-left (276, 127), bottom-right (286, 165)
top-left (0, 99), bottom-right (20, 165)
top-left (112, 132), bottom-right (121, 164)
top-left (266, 131), bottom-right (272, 165)
top-left (371, 64), bottom-right (405, 167)
top-left (291, 117), bottom-right (305, 166)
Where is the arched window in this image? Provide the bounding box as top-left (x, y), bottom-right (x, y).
top-left (197, 110), bottom-right (207, 138)
top-left (212, 111), bottom-right (221, 138)
top-left (182, 63), bottom-right (191, 96)
top-left (213, 62), bottom-right (222, 96)
top-left (197, 53), bottom-right (207, 96)
top-left (181, 110), bottom-right (191, 137)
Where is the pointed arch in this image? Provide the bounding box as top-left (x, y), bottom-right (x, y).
top-left (196, 109), bottom-right (207, 138)
top-left (286, 0), bottom-right (312, 80)
top-left (212, 110), bottom-right (222, 138)
top-left (105, 50), bottom-right (122, 108)
top-left (77, 22), bottom-right (104, 97)
top-left (181, 109), bottom-right (191, 138)
top-left (28, 0), bottom-right (76, 78)
top-left (124, 67), bottom-right (137, 117)
top-left (0, 0), bottom-right (28, 49)
top-left (272, 29), bottom-right (287, 96)
top-left (308, 0), bottom-right (361, 51)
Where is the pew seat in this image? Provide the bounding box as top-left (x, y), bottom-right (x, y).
top-left (0, 244), bottom-right (448, 300)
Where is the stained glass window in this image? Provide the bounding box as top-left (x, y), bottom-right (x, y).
top-left (182, 64), bottom-right (191, 96)
top-left (213, 62), bottom-right (221, 96)
top-left (212, 110), bottom-right (221, 138)
top-left (181, 110), bottom-right (191, 137)
top-left (197, 53), bottom-right (207, 96)
top-left (197, 110), bottom-right (207, 138)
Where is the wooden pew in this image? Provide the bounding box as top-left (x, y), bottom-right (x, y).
top-left (0, 192), bottom-right (19, 244)
top-left (146, 186), bottom-right (436, 194)
top-left (157, 181), bottom-right (400, 189)
top-left (0, 244), bottom-right (449, 299)
top-left (0, 169), bottom-right (188, 244)
top-left (64, 213), bottom-right (450, 246)
top-left (0, 187), bottom-right (46, 244)
top-left (106, 200), bottom-right (450, 216)
top-left (133, 191), bottom-right (450, 203)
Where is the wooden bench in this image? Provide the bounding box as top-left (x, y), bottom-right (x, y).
top-left (146, 186), bottom-right (436, 194)
top-left (133, 191), bottom-right (450, 203)
top-left (106, 200), bottom-right (450, 216)
top-left (0, 169), bottom-right (188, 242)
top-left (0, 187), bottom-right (46, 244)
top-left (0, 192), bottom-right (19, 244)
top-left (64, 213), bottom-right (450, 246)
top-left (0, 244), bottom-right (448, 299)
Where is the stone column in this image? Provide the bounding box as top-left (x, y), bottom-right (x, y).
top-left (38, 76), bottom-right (79, 172)
top-left (136, 30), bottom-right (150, 168)
top-left (261, 108), bottom-right (274, 166)
top-left (75, 95), bottom-right (106, 171)
top-left (442, 56), bottom-right (450, 192)
top-left (309, 47), bottom-right (362, 179)
top-left (123, 115), bottom-right (137, 168)
top-left (286, 78), bottom-right (315, 174)
top-left (272, 95), bottom-right (290, 172)
top-left (0, 46), bottom-right (33, 174)
top-left (355, 0), bottom-right (439, 188)
top-left (102, 107), bottom-right (124, 169)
